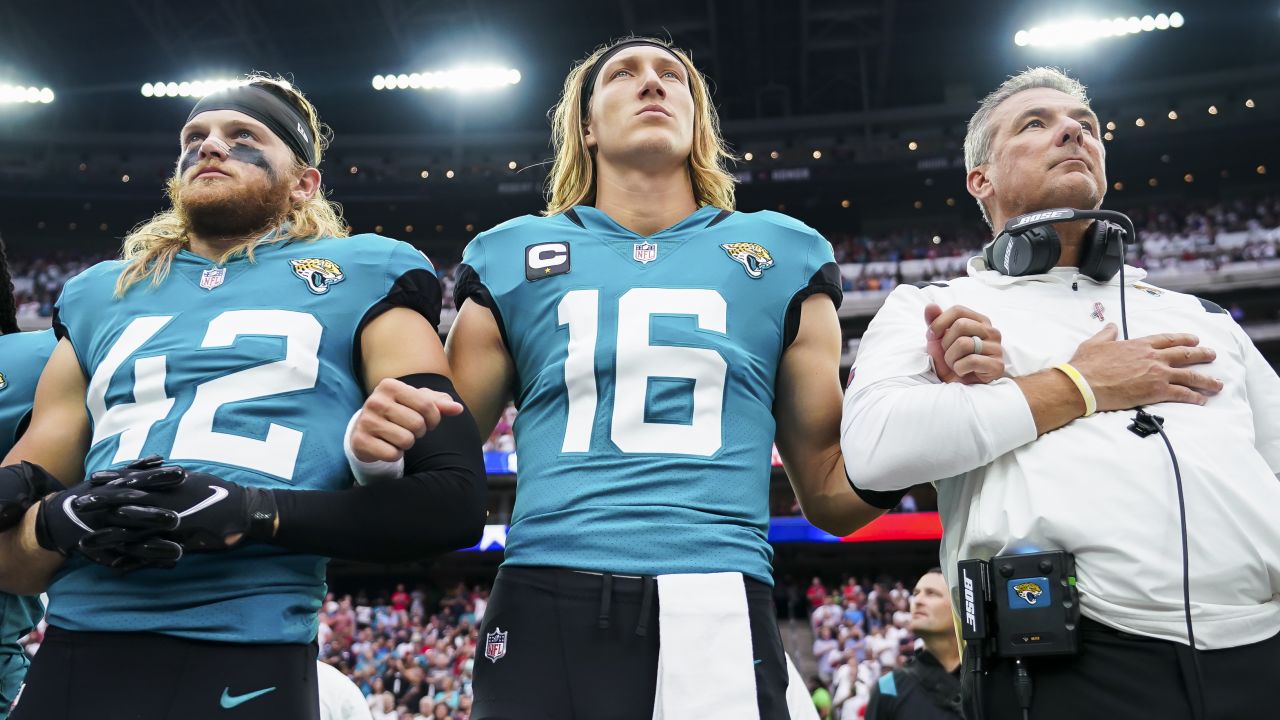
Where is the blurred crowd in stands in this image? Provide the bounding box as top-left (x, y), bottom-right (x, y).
top-left (20, 582), bottom-right (487, 719)
top-left (9, 195), bottom-right (1280, 320)
top-left (314, 582), bottom-right (487, 720)
top-left (829, 194), bottom-right (1280, 292)
top-left (797, 575), bottom-right (925, 720)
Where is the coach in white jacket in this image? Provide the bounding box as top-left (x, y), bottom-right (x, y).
top-left (842, 67), bottom-right (1280, 720)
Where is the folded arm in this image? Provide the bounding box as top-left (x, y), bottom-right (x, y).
top-left (775, 295), bottom-right (898, 536)
top-left (0, 339), bottom-right (90, 594)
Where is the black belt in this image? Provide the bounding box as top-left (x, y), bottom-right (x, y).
top-left (583, 570), bottom-right (657, 636)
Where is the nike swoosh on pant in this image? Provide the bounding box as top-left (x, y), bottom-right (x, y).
top-left (219, 686), bottom-right (277, 709)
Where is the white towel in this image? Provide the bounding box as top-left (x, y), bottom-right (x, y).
top-left (652, 572), bottom-right (759, 720)
top-left (784, 652), bottom-right (819, 720)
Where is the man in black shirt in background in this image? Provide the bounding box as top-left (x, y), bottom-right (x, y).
top-left (866, 569), bottom-right (961, 720)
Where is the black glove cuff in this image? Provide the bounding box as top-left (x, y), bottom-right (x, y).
top-left (0, 462), bottom-right (61, 530)
top-left (34, 499), bottom-right (65, 555)
top-left (246, 488), bottom-right (278, 543)
top-left (22, 462), bottom-right (62, 498)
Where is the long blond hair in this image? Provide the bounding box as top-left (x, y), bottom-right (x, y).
top-left (544, 37), bottom-right (737, 216)
top-left (115, 73), bottom-right (347, 296)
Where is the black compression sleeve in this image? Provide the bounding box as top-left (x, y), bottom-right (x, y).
top-left (270, 373), bottom-right (487, 562)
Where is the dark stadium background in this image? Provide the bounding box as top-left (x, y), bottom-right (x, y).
top-left (3, 1), bottom-right (1278, 712)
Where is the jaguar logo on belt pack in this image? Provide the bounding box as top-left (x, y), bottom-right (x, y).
top-left (485, 627), bottom-right (508, 662)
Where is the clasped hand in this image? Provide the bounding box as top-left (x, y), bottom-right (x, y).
top-left (6, 456), bottom-right (276, 573)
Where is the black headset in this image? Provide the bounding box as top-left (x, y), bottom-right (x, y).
top-left (983, 207), bottom-right (1131, 282)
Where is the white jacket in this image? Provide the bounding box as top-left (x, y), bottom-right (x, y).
top-left (842, 258), bottom-right (1280, 650)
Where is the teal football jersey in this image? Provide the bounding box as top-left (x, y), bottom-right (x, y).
top-left (0, 330), bottom-right (55, 449)
top-left (48, 235), bottom-right (439, 643)
top-left (0, 330), bottom-right (56, 660)
top-left (456, 205), bottom-right (841, 583)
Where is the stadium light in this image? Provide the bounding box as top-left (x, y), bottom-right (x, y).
top-left (371, 66), bottom-right (521, 93)
top-left (0, 84), bottom-right (55, 104)
top-left (1014, 11), bottom-right (1184, 47)
top-left (141, 78), bottom-right (267, 98)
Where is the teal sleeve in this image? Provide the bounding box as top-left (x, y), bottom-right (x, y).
top-left (782, 230), bottom-right (844, 348)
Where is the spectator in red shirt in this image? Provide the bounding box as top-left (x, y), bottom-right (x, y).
top-left (391, 584), bottom-right (411, 612)
top-left (842, 576), bottom-right (860, 602)
top-left (807, 576), bottom-right (829, 610)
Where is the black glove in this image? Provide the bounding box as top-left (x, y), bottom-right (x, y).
top-left (89, 469), bottom-right (279, 552)
top-left (0, 461), bottom-right (61, 531)
top-left (35, 456), bottom-right (184, 570)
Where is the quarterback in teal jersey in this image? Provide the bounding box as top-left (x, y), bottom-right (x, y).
top-left (347, 38), bottom-right (999, 719)
top-left (0, 239), bottom-right (56, 718)
top-left (0, 76), bottom-right (485, 719)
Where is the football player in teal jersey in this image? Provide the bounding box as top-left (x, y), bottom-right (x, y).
top-left (0, 76), bottom-right (486, 719)
top-left (348, 38), bottom-right (1000, 719)
top-left (0, 237), bottom-right (56, 718)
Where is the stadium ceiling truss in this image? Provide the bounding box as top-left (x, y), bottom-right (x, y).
top-left (103, 0), bottom-right (894, 122)
top-left (614, 0), bottom-right (898, 119)
top-left (350, 0), bottom-right (896, 120)
top-left (800, 0), bottom-right (896, 116)
top-left (0, 6), bottom-right (59, 88)
top-left (126, 0), bottom-right (287, 73)
top-left (371, 0), bottom-right (492, 59)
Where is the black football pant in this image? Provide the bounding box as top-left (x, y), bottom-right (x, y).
top-left (964, 617), bottom-right (1280, 719)
top-left (9, 626), bottom-right (319, 720)
top-left (471, 566), bottom-right (790, 720)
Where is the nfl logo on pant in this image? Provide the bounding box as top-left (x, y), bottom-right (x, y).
top-left (485, 628), bottom-right (508, 663)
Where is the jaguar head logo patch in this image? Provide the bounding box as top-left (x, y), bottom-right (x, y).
top-left (721, 242), bottom-right (775, 278)
top-left (289, 258), bottom-right (345, 295)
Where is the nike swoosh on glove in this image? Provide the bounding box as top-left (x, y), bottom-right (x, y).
top-left (89, 470), bottom-right (278, 552)
top-left (35, 456), bottom-right (185, 571)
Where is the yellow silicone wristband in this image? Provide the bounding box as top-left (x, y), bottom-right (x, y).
top-left (1055, 362), bottom-right (1097, 417)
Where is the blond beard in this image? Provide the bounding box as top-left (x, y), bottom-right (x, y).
top-left (173, 171), bottom-right (293, 241)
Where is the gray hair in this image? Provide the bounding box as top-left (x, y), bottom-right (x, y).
top-left (964, 67), bottom-right (1092, 228)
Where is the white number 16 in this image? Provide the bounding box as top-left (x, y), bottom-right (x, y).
top-left (557, 288), bottom-right (728, 457)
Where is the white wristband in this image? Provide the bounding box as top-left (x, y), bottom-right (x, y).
top-left (344, 410), bottom-right (405, 486)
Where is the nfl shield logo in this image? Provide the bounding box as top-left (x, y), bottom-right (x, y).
top-left (485, 628), bottom-right (508, 663)
top-left (200, 267), bottom-right (226, 290)
top-left (633, 241), bottom-right (658, 264)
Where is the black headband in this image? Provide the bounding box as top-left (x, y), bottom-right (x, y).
top-left (579, 40), bottom-right (684, 119)
top-left (187, 84), bottom-right (316, 166)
